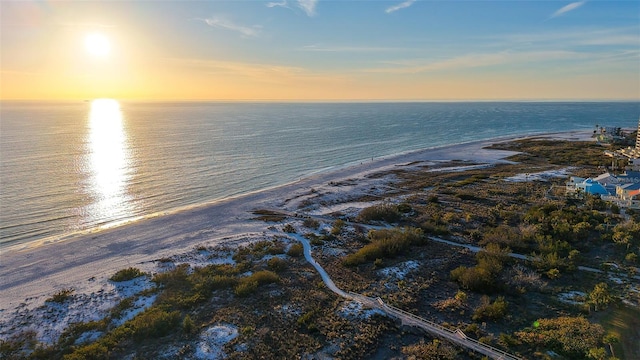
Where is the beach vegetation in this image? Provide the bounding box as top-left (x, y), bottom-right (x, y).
top-left (331, 219), bottom-right (346, 235)
top-left (252, 209), bottom-right (287, 222)
top-left (234, 280), bottom-right (258, 297)
top-left (515, 316), bottom-right (606, 358)
top-left (287, 243), bottom-right (304, 257)
top-left (0, 331), bottom-right (38, 359)
top-left (109, 297), bottom-right (135, 319)
top-left (234, 270), bottom-right (280, 297)
top-left (472, 296), bottom-right (508, 321)
top-left (282, 223), bottom-right (296, 233)
top-left (267, 257), bottom-right (288, 272)
top-left (343, 227), bottom-right (424, 266)
top-left (356, 203), bottom-right (402, 223)
top-left (109, 267), bottom-right (145, 282)
top-left (303, 218), bottom-right (320, 229)
top-left (402, 339), bottom-right (459, 359)
top-left (46, 288), bottom-right (75, 304)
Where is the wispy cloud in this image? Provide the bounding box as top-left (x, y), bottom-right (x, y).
top-left (301, 44), bottom-right (402, 52)
top-left (266, 0), bottom-right (318, 17)
top-left (549, 1), bottom-right (586, 19)
top-left (297, 0), bottom-right (318, 17)
top-left (495, 27), bottom-right (640, 48)
top-left (266, 0), bottom-right (288, 8)
top-left (363, 50), bottom-right (586, 74)
top-left (201, 16), bottom-right (260, 38)
top-left (386, 0), bottom-right (416, 14)
top-left (171, 58), bottom-right (347, 84)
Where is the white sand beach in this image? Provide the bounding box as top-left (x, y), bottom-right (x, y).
top-left (0, 130), bottom-right (594, 343)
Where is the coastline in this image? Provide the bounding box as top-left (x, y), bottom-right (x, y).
top-left (0, 130), bottom-right (594, 338)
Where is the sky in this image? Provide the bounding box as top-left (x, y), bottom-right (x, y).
top-left (1, 0), bottom-right (639, 101)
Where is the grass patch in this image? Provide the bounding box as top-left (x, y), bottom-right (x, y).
top-left (252, 209), bottom-right (287, 222)
top-left (110, 267), bottom-right (145, 282)
top-left (343, 227), bottom-right (424, 266)
top-left (46, 288), bottom-right (74, 304)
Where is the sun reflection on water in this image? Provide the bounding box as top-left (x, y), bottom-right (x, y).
top-left (86, 99), bottom-right (133, 223)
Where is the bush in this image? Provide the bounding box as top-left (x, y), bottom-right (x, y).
top-left (450, 266), bottom-right (495, 292)
top-left (282, 224), bottom-right (296, 233)
top-left (234, 270), bottom-right (280, 297)
top-left (110, 267), bottom-right (145, 282)
top-left (343, 227), bottom-right (424, 266)
top-left (234, 280), bottom-right (258, 297)
top-left (331, 219), bottom-right (346, 235)
top-left (287, 243), bottom-right (304, 257)
top-left (515, 316), bottom-right (605, 358)
top-left (63, 342), bottom-right (109, 360)
top-left (249, 270), bottom-right (280, 285)
top-left (303, 218), bottom-right (320, 229)
top-left (129, 308), bottom-right (181, 340)
top-left (182, 315), bottom-right (194, 334)
top-left (47, 288), bottom-right (74, 303)
top-left (472, 296), bottom-right (508, 321)
top-left (267, 257), bottom-right (288, 272)
top-left (356, 203), bottom-right (401, 223)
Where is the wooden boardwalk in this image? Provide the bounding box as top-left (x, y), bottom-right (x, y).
top-left (294, 234), bottom-right (523, 360)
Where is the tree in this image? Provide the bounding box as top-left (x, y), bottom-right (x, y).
top-left (589, 282), bottom-right (612, 312)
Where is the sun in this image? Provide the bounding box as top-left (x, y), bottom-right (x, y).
top-left (84, 33), bottom-right (111, 57)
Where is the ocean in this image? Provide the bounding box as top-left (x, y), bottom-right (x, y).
top-left (1, 101), bottom-right (638, 249)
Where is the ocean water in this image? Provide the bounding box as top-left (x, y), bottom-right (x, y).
top-left (1, 101), bottom-right (638, 248)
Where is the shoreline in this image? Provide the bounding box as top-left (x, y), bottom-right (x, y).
top-left (1, 129), bottom-right (583, 253)
top-left (0, 130), bottom-right (594, 332)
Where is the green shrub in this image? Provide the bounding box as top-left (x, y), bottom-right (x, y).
top-left (63, 342), bottom-right (109, 360)
top-left (153, 263), bottom-right (191, 290)
top-left (343, 227), bottom-right (424, 266)
top-left (356, 203), bottom-right (402, 223)
top-left (129, 308), bottom-right (181, 341)
top-left (287, 243), bottom-right (304, 257)
top-left (267, 257), bottom-right (288, 272)
top-left (303, 218), bottom-right (320, 229)
top-left (182, 315), bottom-right (194, 334)
top-left (331, 219), bottom-right (346, 235)
top-left (234, 270), bottom-right (279, 297)
top-left (249, 270), bottom-right (280, 285)
top-left (47, 288), bottom-right (74, 303)
top-left (472, 296), bottom-right (508, 321)
top-left (110, 297), bottom-right (135, 319)
top-left (450, 266), bottom-right (496, 292)
top-left (515, 316), bottom-right (605, 358)
top-left (234, 280), bottom-right (258, 297)
top-left (282, 224), bottom-right (296, 233)
top-left (110, 267), bottom-right (145, 282)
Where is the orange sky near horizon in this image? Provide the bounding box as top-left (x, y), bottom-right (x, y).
top-left (1, 1), bottom-right (638, 101)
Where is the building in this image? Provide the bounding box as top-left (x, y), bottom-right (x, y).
top-left (608, 119), bottom-right (640, 170)
top-left (566, 171), bottom-right (640, 209)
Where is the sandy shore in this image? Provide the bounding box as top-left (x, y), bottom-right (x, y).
top-left (0, 130), bottom-right (593, 341)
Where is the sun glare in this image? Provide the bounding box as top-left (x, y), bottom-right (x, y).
top-left (87, 99), bottom-right (133, 221)
top-left (84, 33), bottom-right (111, 57)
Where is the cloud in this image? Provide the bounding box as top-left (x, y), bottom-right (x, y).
top-left (266, 0), bottom-right (288, 8)
top-left (363, 50), bottom-right (586, 74)
top-left (495, 26), bottom-right (640, 48)
top-left (297, 0), bottom-right (318, 16)
top-left (202, 16), bottom-right (260, 37)
top-left (386, 0), bottom-right (416, 14)
top-left (301, 44), bottom-right (402, 52)
top-left (549, 1), bottom-right (586, 19)
top-left (170, 58), bottom-right (347, 85)
top-left (266, 0), bottom-right (318, 17)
